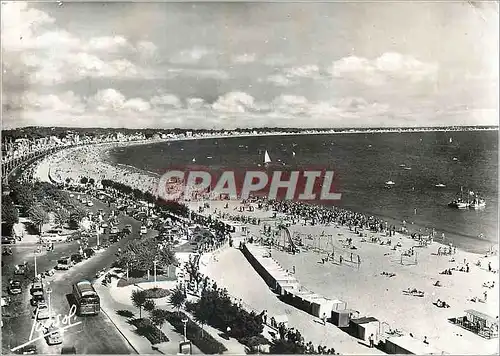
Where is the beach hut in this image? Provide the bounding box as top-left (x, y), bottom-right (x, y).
top-left (384, 335), bottom-right (441, 354)
top-left (349, 317), bottom-right (379, 342)
top-left (331, 309), bottom-right (351, 327)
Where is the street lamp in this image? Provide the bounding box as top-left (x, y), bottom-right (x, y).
top-left (153, 260), bottom-right (158, 287)
top-left (182, 318), bottom-right (188, 342)
top-left (47, 286), bottom-right (53, 320)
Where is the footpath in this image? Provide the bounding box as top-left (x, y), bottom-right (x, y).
top-left (97, 272), bottom-right (246, 354)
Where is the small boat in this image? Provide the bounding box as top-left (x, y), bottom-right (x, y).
top-left (264, 150), bottom-right (272, 165)
top-left (435, 183), bottom-right (446, 188)
top-left (292, 151), bottom-right (296, 157)
top-left (449, 137), bottom-right (453, 143)
top-left (399, 164), bottom-right (406, 167)
top-left (452, 157), bottom-right (458, 161)
top-left (404, 167), bottom-right (412, 170)
top-left (448, 200), bottom-right (469, 209)
top-left (206, 156), bottom-right (212, 159)
top-left (192, 158), bottom-right (196, 163)
top-left (385, 181), bottom-right (395, 188)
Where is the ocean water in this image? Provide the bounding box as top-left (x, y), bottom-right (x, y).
top-left (110, 131), bottom-right (499, 254)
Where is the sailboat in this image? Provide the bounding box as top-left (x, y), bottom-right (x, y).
top-left (448, 186), bottom-right (469, 209)
top-left (192, 158), bottom-right (196, 163)
top-left (385, 180), bottom-right (396, 188)
top-left (449, 137), bottom-right (453, 144)
top-left (264, 150), bottom-right (272, 166)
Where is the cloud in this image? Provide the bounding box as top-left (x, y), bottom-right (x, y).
top-left (19, 52), bottom-right (140, 85)
top-left (5, 91), bottom-right (85, 113)
top-left (329, 52), bottom-right (438, 85)
top-left (284, 64), bottom-right (320, 78)
top-left (264, 75), bottom-right (296, 87)
top-left (1, 3), bottom-right (154, 86)
top-left (150, 94), bottom-right (183, 109)
top-left (170, 47), bottom-right (212, 65)
top-left (187, 98), bottom-right (206, 110)
top-left (88, 89), bottom-right (151, 112)
top-left (212, 92), bottom-right (256, 113)
top-left (232, 53), bottom-right (257, 64)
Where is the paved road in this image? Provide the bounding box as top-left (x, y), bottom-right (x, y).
top-left (2, 195), bottom-right (155, 354)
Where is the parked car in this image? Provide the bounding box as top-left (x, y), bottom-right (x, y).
top-left (45, 326), bottom-right (63, 345)
top-left (8, 280), bottom-right (22, 295)
top-left (15, 345), bottom-right (37, 354)
top-left (70, 254), bottom-right (84, 264)
top-left (56, 257), bottom-right (72, 270)
top-left (87, 201), bottom-right (94, 207)
top-left (33, 302), bottom-right (50, 320)
top-left (3, 247), bottom-right (13, 256)
top-left (140, 225), bottom-right (147, 235)
top-left (30, 293), bottom-right (45, 307)
top-left (14, 264), bottom-right (27, 276)
top-left (110, 226), bottom-right (119, 235)
top-left (1, 236), bottom-right (16, 244)
top-left (123, 225), bottom-right (132, 234)
top-left (30, 281), bottom-right (44, 295)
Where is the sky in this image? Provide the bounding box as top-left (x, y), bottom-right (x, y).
top-left (1, 1), bottom-right (499, 129)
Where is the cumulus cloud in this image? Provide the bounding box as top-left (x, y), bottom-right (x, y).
top-left (187, 98), bottom-right (206, 110)
top-left (1, 2), bottom-right (154, 86)
top-left (212, 92), bottom-right (256, 113)
top-left (5, 91), bottom-right (85, 113)
top-left (88, 89), bottom-right (151, 113)
top-left (329, 52), bottom-right (438, 85)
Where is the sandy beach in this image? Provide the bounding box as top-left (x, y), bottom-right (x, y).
top-left (191, 200), bottom-right (499, 355)
top-left (32, 139), bottom-right (499, 355)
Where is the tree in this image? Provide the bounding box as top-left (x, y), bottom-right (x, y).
top-left (169, 286), bottom-right (186, 315)
top-left (131, 290), bottom-right (147, 319)
top-left (80, 177), bottom-right (88, 184)
top-left (10, 183), bottom-right (35, 212)
top-left (150, 309), bottom-right (168, 339)
top-left (1, 195), bottom-right (19, 236)
top-left (28, 204), bottom-right (49, 235)
top-left (270, 339), bottom-right (306, 354)
top-left (88, 178), bottom-right (95, 185)
top-left (54, 208), bottom-right (70, 228)
top-left (143, 299), bottom-right (156, 316)
top-left (120, 238), bottom-right (177, 271)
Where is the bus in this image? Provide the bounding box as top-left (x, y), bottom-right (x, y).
top-left (72, 280), bottom-right (100, 316)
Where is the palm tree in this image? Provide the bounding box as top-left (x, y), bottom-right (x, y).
top-left (169, 286), bottom-right (186, 315)
top-left (28, 204), bottom-right (49, 236)
top-left (54, 208), bottom-right (70, 228)
top-left (131, 290), bottom-right (147, 319)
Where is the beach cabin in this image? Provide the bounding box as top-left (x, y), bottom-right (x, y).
top-left (384, 335), bottom-right (441, 355)
top-left (331, 309), bottom-right (351, 327)
top-left (449, 309), bottom-right (499, 339)
top-left (349, 317), bottom-right (380, 343)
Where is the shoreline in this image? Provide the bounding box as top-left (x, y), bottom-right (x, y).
top-left (32, 132), bottom-right (497, 255)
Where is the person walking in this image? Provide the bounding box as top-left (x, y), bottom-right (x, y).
top-left (369, 334), bottom-right (374, 348)
top-left (321, 312), bottom-right (327, 326)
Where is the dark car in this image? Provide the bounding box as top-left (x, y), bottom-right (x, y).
top-left (2, 236), bottom-right (16, 244)
top-left (123, 225), bottom-right (132, 234)
top-left (70, 254), bottom-right (84, 264)
top-left (30, 293), bottom-right (45, 307)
